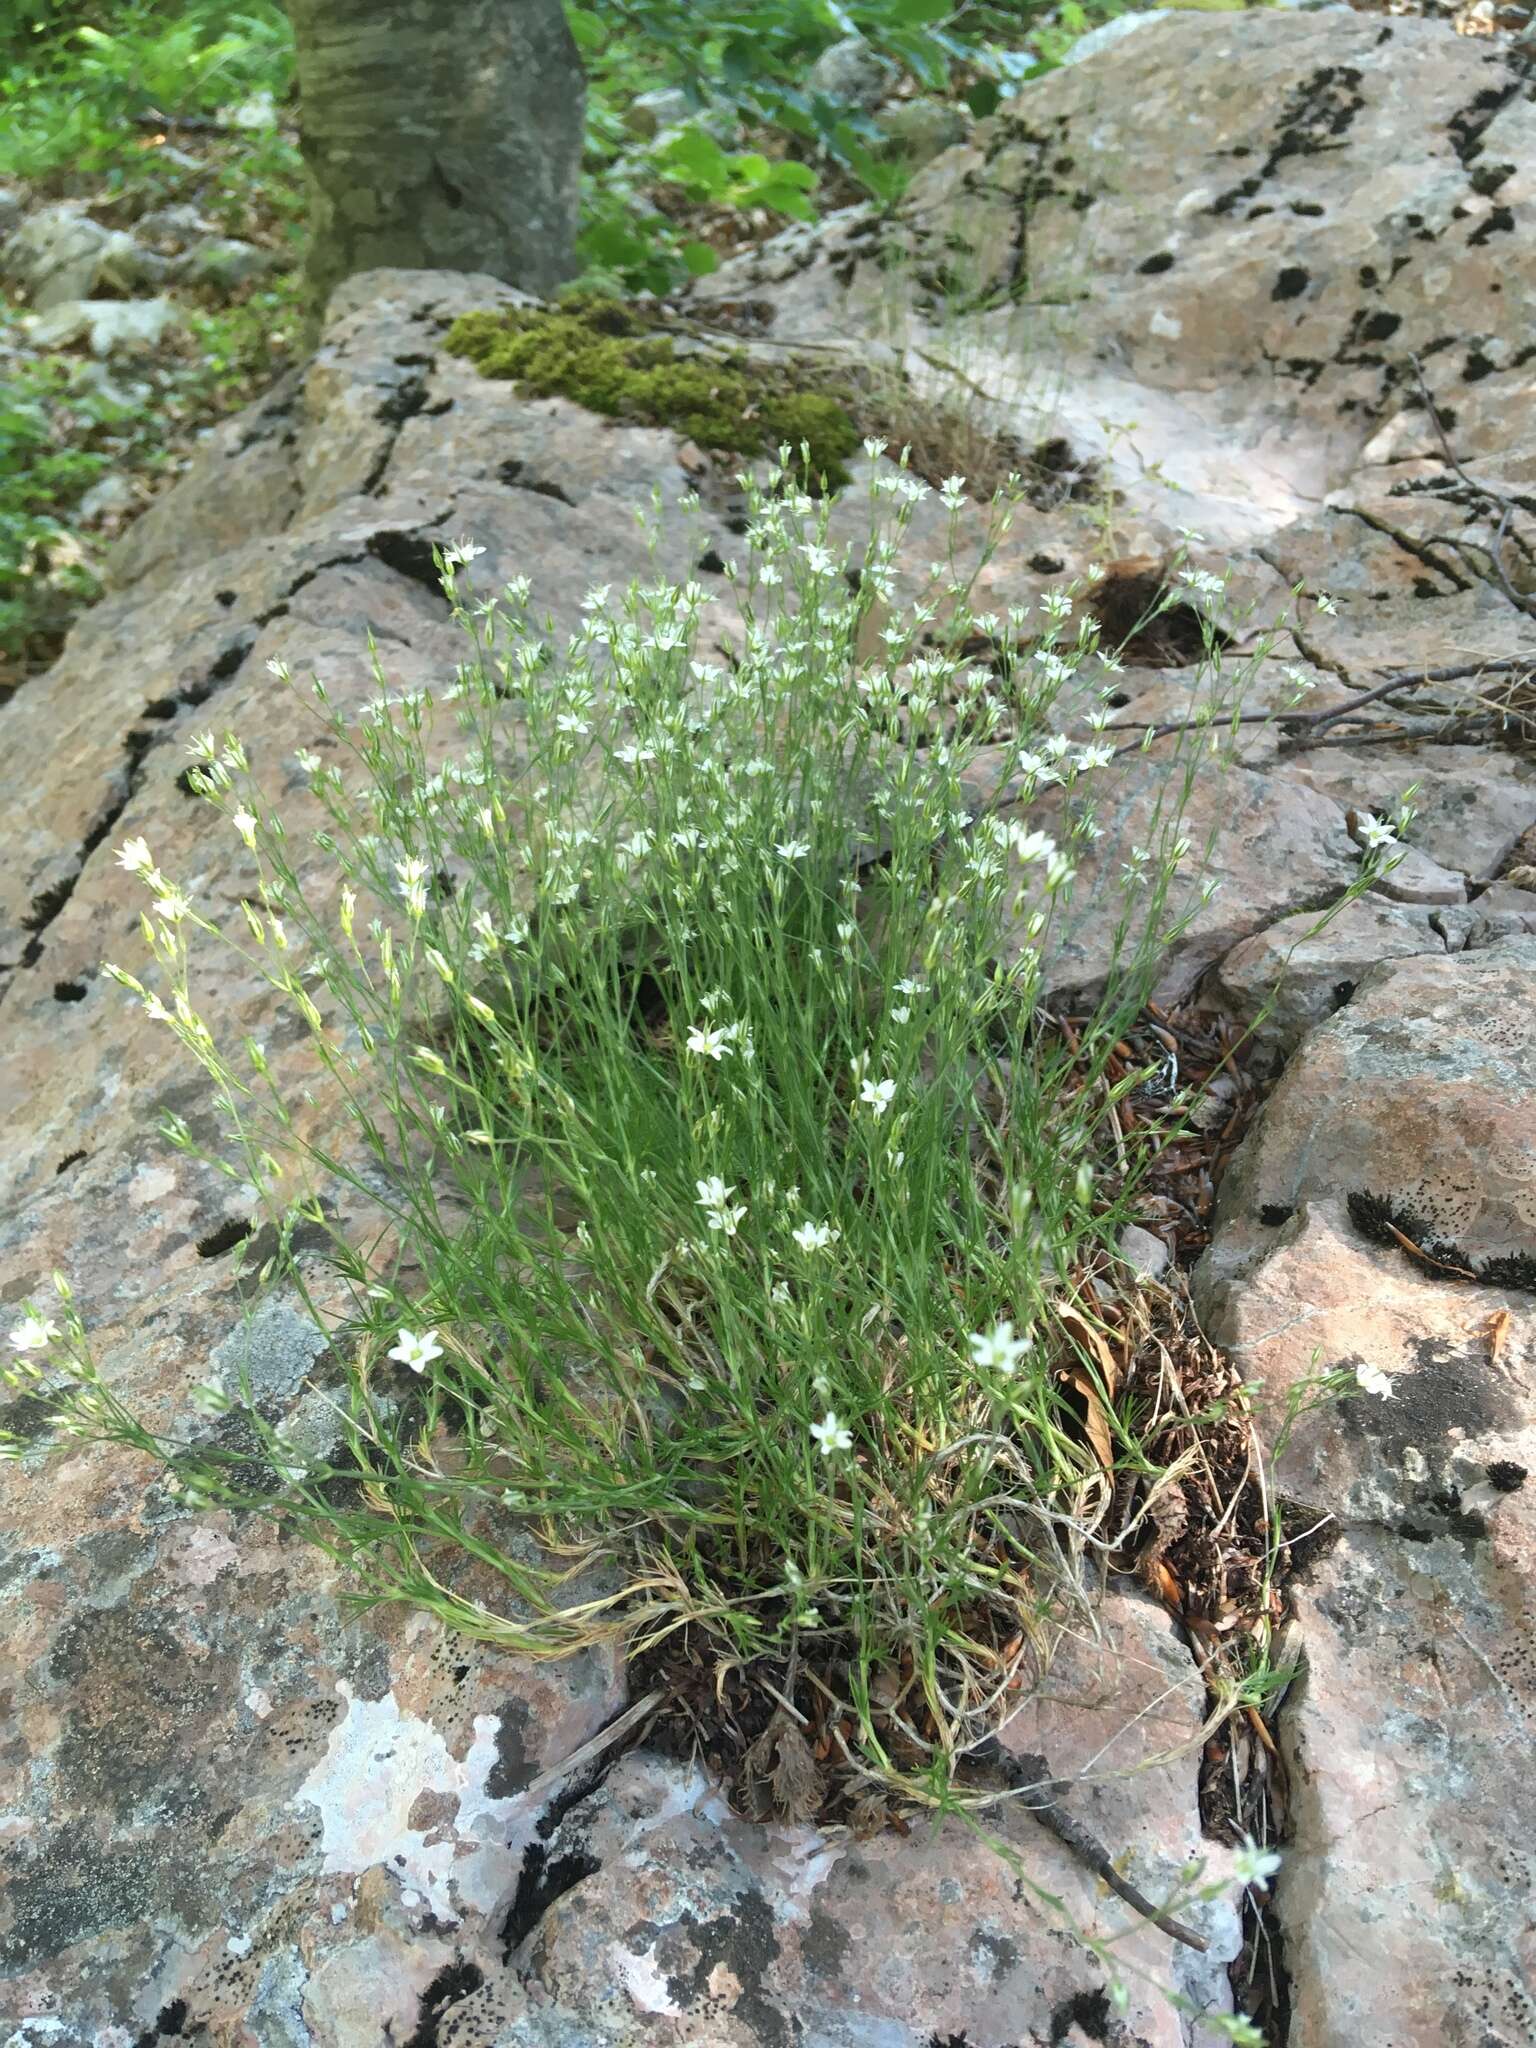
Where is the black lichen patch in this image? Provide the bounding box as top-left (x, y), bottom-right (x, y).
top-left (1049, 1988), bottom-right (1115, 2045)
top-left (1486, 1460), bottom-right (1527, 1493)
top-left (1398, 1486), bottom-right (1488, 1547)
top-left (658, 1893), bottom-right (790, 2048)
top-left (503, 1843), bottom-right (600, 1952)
top-left (1348, 1189), bottom-right (1536, 1296)
top-left (1258, 1203), bottom-right (1295, 1228)
top-left (133, 1999), bottom-right (193, 2048)
top-left (484, 1696), bottom-right (535, 1800)
top-left (1468, 206), bottom-right (1516, 247)
top-left (445, 296), bottom-right (860, 487)
top-left (1349, 1328), bottom-right (1503, 1448)
top-left (1137, 250), bottom-right (1175, 275)
top-left (1272, 266), bottom-right (1310, 303)
top-left (403, 1962), bottom-right (485, 2048)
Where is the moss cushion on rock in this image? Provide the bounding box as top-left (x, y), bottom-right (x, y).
top-left (445, 296), bottom-right (860, 485)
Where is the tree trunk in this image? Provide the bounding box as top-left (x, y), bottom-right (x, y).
top-left (285, 0), bottom-right (585, 312)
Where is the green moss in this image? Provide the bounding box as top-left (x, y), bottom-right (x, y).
top-left (444, 297), bottom-right (859, 487)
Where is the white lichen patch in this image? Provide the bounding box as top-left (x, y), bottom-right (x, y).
top-left (293, 1682), bottom-right (538, 1919)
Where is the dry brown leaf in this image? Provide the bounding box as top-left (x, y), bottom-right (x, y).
top-left (1486, 1308), bottom-right (1512, 1365)
top-left (1057, 1303), bottom-right (1121, 1472)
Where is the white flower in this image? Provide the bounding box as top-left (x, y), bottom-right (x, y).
top-left (155, 885), bottom-right (193, 923)
top-left (1010, 827), bottom-right (1056, 864)
top-left (695, 1176), bottom-right (747, 1236)
top-left (968, 1321), bottom-right (1031, 1376)
top-left (1179, 568), bottom-right (1225, 598)
top-left (1231, 1836), bottom-right (1282, 1887)
top-left (394, 855), bottom-right (431, 918)
top-left (791, 1220), bottom-right (838, 1253)
top-left (442, 538), bottom-right (486, 568)
top-left (686, 1024), bottom-right (732, 1062)
top-left (1355, 813), bottom-right (1397, 852)
top-left (860, 1076), bottom-right (897, 1117)
top-left (895, 977), bottom-right (927, 996)
top-left (232, 810), bottom-right (258, 848)
top-left (8, 1313), bottom-right (59, 1352)
top-left (1314, 591), bottom-right (1337, 615)
top-left (863, 436), bottom-right (889, 459)
top-left (810, 1410), bottom-right (853, 1458)
top-left (940, 475), bottom-right (967, 510)
top-left (775, 840), bottom-right (812, 861)
top-left (1355, 1360), bottom-right (1395, 1400)
top-left (799, 543), bottom-right (836, 575)
top-left (387, 1328), bottom-right (444, 1374)
top-left (116, 837), bottom-right (154, 875)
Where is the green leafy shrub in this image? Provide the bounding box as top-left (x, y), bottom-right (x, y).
top-left (446, 296), bottom-right (862, 484)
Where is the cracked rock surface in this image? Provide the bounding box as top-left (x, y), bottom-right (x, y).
top-left (3, 11), bottom-right (1536, 2044)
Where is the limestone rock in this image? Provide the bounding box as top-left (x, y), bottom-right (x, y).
top-left (1207, 939), bottom-right (1536, 1294)
top-left (1199, 1184), bottom-right (1536, 2044)
top-left (447, 1595), bottom-right (1239, 2045)
top-left (1, 202), bottom-right (164, 310)
top-left (874, 95), bottom-right (969, 167)
top-left (805, 35), bottom-right (895, 112)
top-left (1214, 896), bottom-right (1450, 1050)
top-left (30, 295), bottom-right (183, 357)
top-left (176, 234), bottom-right (280, 290)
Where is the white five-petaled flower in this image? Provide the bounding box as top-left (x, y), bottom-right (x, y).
top-left (1355, 813), bottom-right (1398, 852)
top-left (775, 840), bottom-right (812, 862)
top-left (1314, 591), bottom-right (1337, 615)
top-left (1010, 826), bottom-right (1056, 864)
top-left (791, 1220), bottom-right (838, 1253)
top-left (1231, 1836), bottom-right (1282, 1887)
top-left (810, 1410), bottom-right (853, 1458)
top-left (116, 837), bottom-right (154, 876)
top-left (859, 1076), bottom-right (897, 1117)
top-left (8, 1313), bottom-right (59, 1352)
top-left (1355, 1360), bottom-right (1395, 1401)
top-left (968, 1321), bottom-right (1031, 1377)
top-left (442, 538), bottom-right (486, 569)
top-left (686, 1024), bottom-right (732, 1062)
top-left (232, 809), bottom-right (258, 848)
top-left (695, 1176), bottom-right (747, 1236)
top-left (387, 1328), bottom-right (444, 1374)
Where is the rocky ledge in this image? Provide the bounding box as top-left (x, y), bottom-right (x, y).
top-left (2, 11), bottom-right (1534, 2045)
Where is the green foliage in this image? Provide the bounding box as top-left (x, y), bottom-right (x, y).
top-left (571, 0), bottom-right (1146, 289)
top-left (445, 297), bottom-right (861, 484)
top-left (0, 2), bottom-right (294, 183)
top-left (0, 310), bottom-right (157, 667)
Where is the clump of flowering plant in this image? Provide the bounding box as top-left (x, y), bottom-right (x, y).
top-left (4, 452), bottom-right (1370, 1877)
